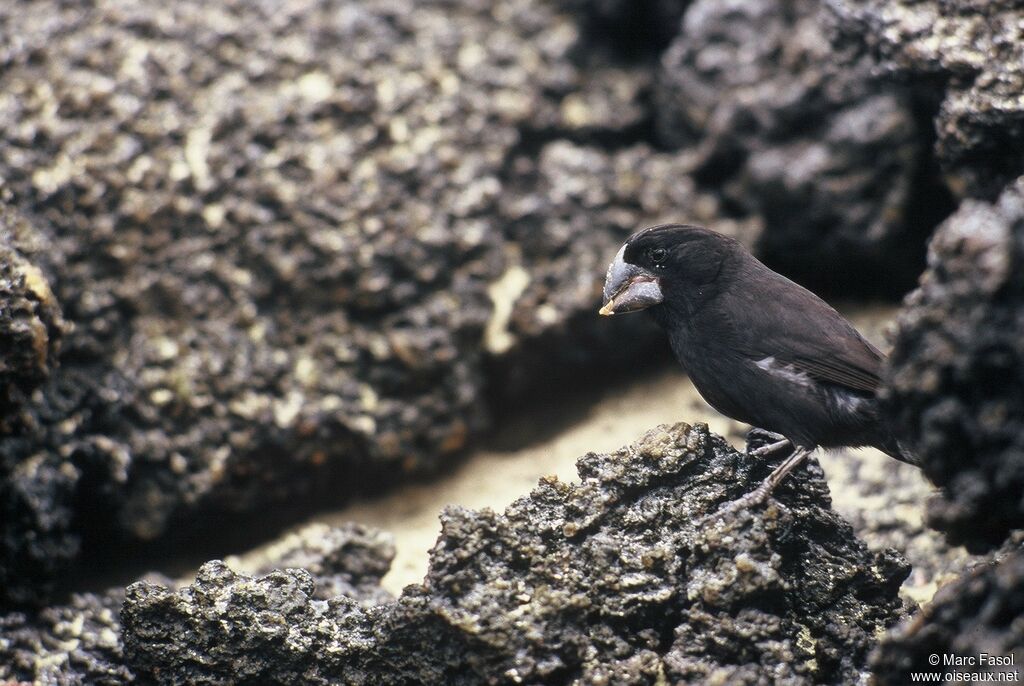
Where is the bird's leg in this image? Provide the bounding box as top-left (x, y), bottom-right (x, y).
top-left (709, 446), bottom-right (812, 517)
top-left (744, 428), bottom-right (790, 457)
top-left (748, 446), bottom-right (811, 501)
top-left (751, 429), bottom-right (786, 442)
top-left (748, 438), bottom-right (791, 458)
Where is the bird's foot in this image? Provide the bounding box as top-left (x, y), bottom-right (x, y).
top-left (748, 438), bottom-right (791, 458)
top-left (712, 481), bottom-right (773, 518)
top-left (708, 446), bottom-right (812, 519)
top-left (744, 428), bottom-right (790, 457)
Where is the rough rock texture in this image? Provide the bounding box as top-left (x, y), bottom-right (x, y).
top-left (492, 140), bottom-right (755, 398)
top-left (883, 178), bottom-right (1024, 550)
top-left (0, 200), bottom-right (66, 409)
top-left (0, 588), bottom-right (131, 686)
top-left (0, 522), bottom-right (394, 685)
top-left (830, 0), bottom-right (1024, 200)
top-left (820, 448), bottom-right (976, 606)
top-left (0, 0), bottom-right (685, 607)
top-left (0, 201), bottom-right (73, 608)
top-left (654, 0), bottom-right (951, 295)
top-left (0, 0), bottom-right (958, 607)
top-left (871, 542), bottom-right (1024, 685)
top-left (229, 522), bottom-right (395, 606)
top-left (123, 423), bottom-right (910, 685)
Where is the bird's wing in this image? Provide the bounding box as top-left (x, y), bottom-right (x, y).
top-left (725, 265), bottom-right (885, 394)
top-left (782, 350), bottom-right (882, 393)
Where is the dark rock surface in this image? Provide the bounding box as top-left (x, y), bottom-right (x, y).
top-left (123, 423), bottom-right (910, 685)
top-left (0, 0), bottom-right (966, 608)
top-left (0, 588), bottom-right (131, 686)
top-left (871, 541), bottom-right (1024, 686)
top-left (233, 522), bottom-right (395, 606)
top-left (0, 522), bottom-right (394, 685)
top-left (820, 447), bottom-right (976, 605)
top-left (0, 201), bottom-right (74, 608)
top-left (829, 0), bottom-right (1024, 200)
top-left (0, 200), bottom-right (65, 408)
top-left (0, 0), bottom-right (676, 607)
top-left (654, 0), bottom-right (951, 295)
top-left (564, 0), bottom-right (691, 58)
top-left (883, 178), bottom-right (1024, 551)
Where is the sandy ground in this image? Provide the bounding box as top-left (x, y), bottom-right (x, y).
top-left (231, 305), bottom-right (973, 603)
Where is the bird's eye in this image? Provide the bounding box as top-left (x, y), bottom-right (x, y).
top-left (651, 248), bottom-right (667, 266)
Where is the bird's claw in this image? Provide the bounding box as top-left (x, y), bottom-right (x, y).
top-left (744, 428), bottom-right (791, 457)
top-left (703, 446), bottom-right (812, 522)
top-left (747, 438), bottom-right (791, 458)
top-left (710, 483), bottom-right (772, 519)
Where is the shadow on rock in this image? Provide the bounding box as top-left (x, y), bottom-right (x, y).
top-left (654, 0), bottom-right (953, 298)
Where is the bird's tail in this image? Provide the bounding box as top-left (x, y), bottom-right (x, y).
top-left (876, 433), bottom-right (920, 466)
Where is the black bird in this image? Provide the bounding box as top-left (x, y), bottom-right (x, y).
top-left (600, 224), bottom-right (914, 502)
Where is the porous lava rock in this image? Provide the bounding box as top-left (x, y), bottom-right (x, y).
top-left (123, 423), bottom-right (910, 685)
top-left (0, 588), bottom-right (131, 686)
top-left (0, 200), bottom-right (74, 608)
top-left (230, 522), bottom-right (396, 606)
top-left (829, 0), bottom-right (1024, 200)
top-left (0, 200), bottom-right (65, 408)
top-left (883, 177), bottom-right (1024, 550)
top-left (0, 0), bottom-right (962, 608)
top-left (0, 0), bottom-right (685, 606)
top-left (0, 522), bottom-right (394, 685)
top-left (871, 542), bottom-right (1024, 686)
top-left (654, 0), bottom-right (950, 295)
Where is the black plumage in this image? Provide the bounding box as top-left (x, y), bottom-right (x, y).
top-left (600, 224), bottom-right (914, 494)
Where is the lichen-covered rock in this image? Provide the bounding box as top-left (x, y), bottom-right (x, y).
top-left (0, 522), bottom-right (393, 684)
top-left (123, 423), bottom-right (910, 685)
top-left (0, 200), bottom-right (75, 608)
top-left (871, 543), bottom-right (1024, 686)
top-left (0, 588), bottom-right (131, 686)
top-left (829, 0), bottom-right (1024, 200)
top-left (654, 0), bottom-right (950, 295)
top-left (0, 0), bottom-right (687, 607)
top-left (231, 522), bottom-right (395, 606)
top-left (0, 200), bottom-right (66, 408)
top-left (883, 178), bottom-right (1024, 550)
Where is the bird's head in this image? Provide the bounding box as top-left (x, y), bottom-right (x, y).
top-left (599, 224), bottom-right (736, 316)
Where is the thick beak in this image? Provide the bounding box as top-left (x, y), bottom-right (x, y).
top-left (599, 245), bottom-right (664, 316)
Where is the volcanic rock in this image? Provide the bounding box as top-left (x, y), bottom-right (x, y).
top-left (871, 542), bottom-right (1024, 685)
top-left (123, 423), bottom-right (910, 685)
top-left (0, 588), bottom-right (131, 686)
top-left (0, 0), bottom-right (674, 606)
top-left (829, 0), bottom-right (1024, 200)
top-left (883, 177), bottom-right (1024, 550)
top-left (0, 521), bottom-right (394, 685)
top-left (0, 200), bottom-right (74, 607)
top-left (0, 0), bottom-right (966, 608)
top-left (653, 0), bottom-right (950, 295)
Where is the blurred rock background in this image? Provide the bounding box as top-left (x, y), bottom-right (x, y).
top-left (0, 0), bottom-right (1021, 683)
